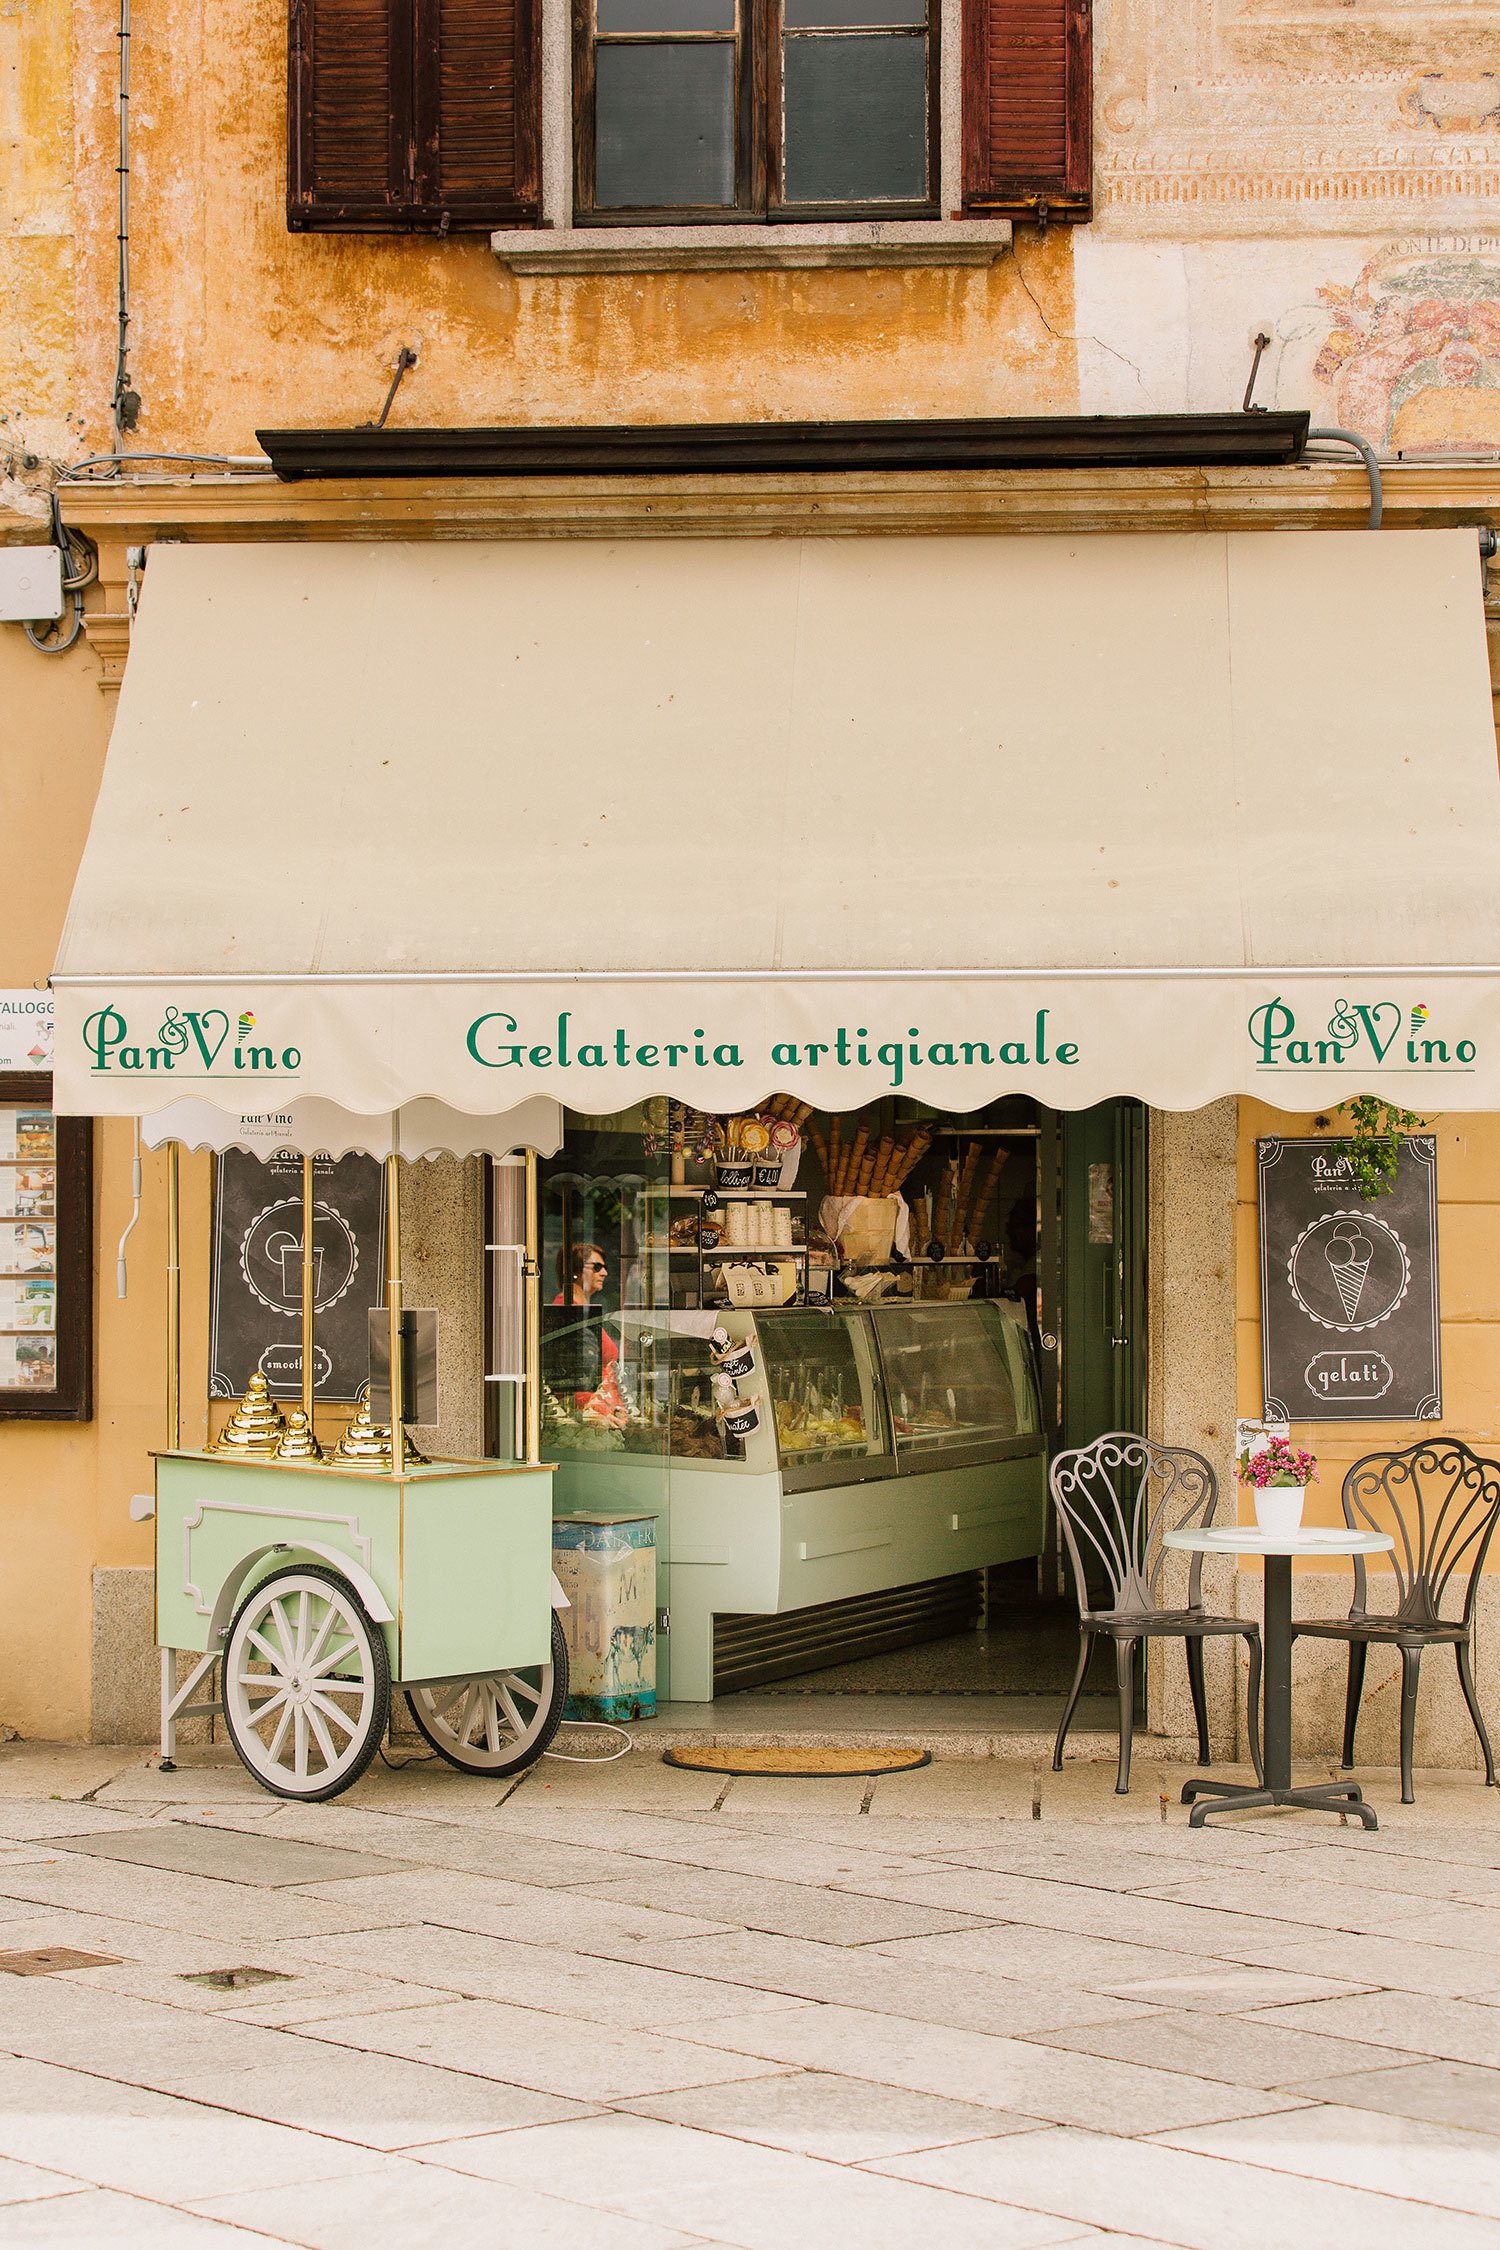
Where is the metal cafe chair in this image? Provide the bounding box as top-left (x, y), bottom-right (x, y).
top-left (1051, 1433), bottom-right (1264, 1795)
top-left (1290, 1438), bottom-right (1500, 1804)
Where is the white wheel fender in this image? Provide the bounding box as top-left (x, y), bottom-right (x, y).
top-left (209, 1541), bottom-right (395, 1645)
top-left (550, 1571), bottom-right (570, 1611)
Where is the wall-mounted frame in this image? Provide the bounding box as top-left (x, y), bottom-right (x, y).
top-left (0, 1072), bottom-right (93, 1421)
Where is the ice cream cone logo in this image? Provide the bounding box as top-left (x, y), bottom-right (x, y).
top-left (1410, 1003), bottom-right (1429, 1035)
top-left (1325, 1220), bottom-right (1375, 1320)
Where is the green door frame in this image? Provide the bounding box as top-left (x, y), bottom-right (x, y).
top-left (1058, 1099), bottom-right (1149, 1454)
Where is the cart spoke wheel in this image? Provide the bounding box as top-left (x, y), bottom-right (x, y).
top-left (223, 1565), bottom-right (389, 1802)
top-left (405, 1612), bottom-right (569, 1777)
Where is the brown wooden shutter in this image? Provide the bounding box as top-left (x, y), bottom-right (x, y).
top-left (962, 0), bottom-right (1091, 220)
top-left (289, 0), bottom-right (539, 232)
top-left (419, 0), bottom-right (539, 223)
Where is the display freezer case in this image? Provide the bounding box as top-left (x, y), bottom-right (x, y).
top-left (545, 1299), bottom-right (1048, 1701)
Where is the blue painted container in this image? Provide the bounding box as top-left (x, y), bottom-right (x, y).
top-left (551, 1513), bottom-right (658, 1721)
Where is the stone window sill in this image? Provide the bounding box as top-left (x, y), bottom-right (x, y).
top-left (490, 219), bottom-right (1012, 274)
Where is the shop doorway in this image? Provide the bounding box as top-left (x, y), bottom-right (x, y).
top-left (508, 1096), bottom-right (1148, 1712)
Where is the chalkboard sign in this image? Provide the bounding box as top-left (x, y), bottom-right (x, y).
top-left (210, 1150), bottom-right (385, 1402)
top-left (1258, 1136), bottom-right (1440, 1423)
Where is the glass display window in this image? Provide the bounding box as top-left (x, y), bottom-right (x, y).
top-left (871, 1299), bottom-right (1039, 1469)
top-left (542, 1307), bottom-right (743, 1464)
top-left (756, 1307), bottom-right (891, 1486)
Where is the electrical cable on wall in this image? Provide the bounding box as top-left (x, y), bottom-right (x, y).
top-left (112, 0), bottom-right (138, 446)
top-left (22, 492), bottom-right (96, 655)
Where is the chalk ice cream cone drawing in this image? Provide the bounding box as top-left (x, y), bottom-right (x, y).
top-left (1325, 1220), bottom-right (1375, 1320)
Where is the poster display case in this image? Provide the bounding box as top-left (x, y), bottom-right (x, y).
top-left (0, 1074), bottom-right (91, 1421)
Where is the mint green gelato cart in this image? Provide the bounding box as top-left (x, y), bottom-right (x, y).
top-left (136, 1105), bottom-right (569, 1802)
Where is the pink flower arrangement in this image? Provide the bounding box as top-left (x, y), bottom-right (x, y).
top-left (1236, 1436), bottom-right (1319, 1490)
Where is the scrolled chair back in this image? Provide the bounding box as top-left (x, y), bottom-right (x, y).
top-left (1343, 1439), bottom-right (1500, 1631)
top-left (1049, 1432), bottom-right (1220, 1621)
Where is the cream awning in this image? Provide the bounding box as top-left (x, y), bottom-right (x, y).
top-left (53, 528), bottom-right (1500, 1120)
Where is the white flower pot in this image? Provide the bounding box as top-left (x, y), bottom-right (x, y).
top-left (1254, 1485), bottom-right (1306, 1536)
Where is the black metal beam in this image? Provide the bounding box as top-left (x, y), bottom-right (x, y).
top-left (255, 412), bottom-right (1310, 482)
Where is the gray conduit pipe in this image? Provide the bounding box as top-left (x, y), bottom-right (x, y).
top-left (1306, 426), bottom-right (1383, 529)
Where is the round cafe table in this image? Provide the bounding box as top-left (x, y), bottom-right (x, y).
top-left (1163, 1524), bottom-right (1396, 1830)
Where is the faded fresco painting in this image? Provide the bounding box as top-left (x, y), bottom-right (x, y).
top-left (1311, 245), bottom-right (1500, 454)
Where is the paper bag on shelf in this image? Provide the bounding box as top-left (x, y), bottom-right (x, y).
top-left (819, 1194), bottom-right (907, 1268)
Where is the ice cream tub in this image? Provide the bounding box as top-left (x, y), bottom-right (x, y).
top-left (718, 1392), bottom-right (762, 1439)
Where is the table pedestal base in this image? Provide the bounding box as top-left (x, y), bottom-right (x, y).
top-left (1180, 1776), bottom-right (1378, 1829)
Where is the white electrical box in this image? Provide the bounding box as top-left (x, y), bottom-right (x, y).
top-left (0, 547), bottom-right (65, 623)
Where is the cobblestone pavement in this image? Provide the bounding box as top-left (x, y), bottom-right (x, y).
top-left (1, 1740), bottom-right (1499, 2246)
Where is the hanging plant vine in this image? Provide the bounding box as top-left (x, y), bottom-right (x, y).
top-left (1320, 1096), bottom-right (1426, 1200)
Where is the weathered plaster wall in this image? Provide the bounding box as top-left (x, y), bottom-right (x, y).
top-left (1, 0), bottom-right (78, 492)
top-left (6, 0), bottom-right (1495, 479)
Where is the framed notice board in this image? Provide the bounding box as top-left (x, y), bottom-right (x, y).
top-left (210, 1148), bottom-right (385, 1403)
top-left (1258, 1135), bottom-right (1441, 1423)
top-left (0, 1073), bottom-right (93, 1421)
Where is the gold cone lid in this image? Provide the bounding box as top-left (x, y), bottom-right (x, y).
top-left (212, 1371), bottom-right (286, 1457)
top-left (326, 1397), bottom-right (427, 1472)
top-left (276, 1407), bottom-right (323, 1461)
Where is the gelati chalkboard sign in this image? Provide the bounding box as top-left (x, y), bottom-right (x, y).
top-left (1257, 1136), bottom-right (1440, 1423)
top-left (210, 1149), bottom-right (385, 1402)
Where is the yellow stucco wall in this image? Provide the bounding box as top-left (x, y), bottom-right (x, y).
top-left (46, 0), bottom-right (1078, 460)
top-left (1237, 1100), bottom-right (1500, 1557)
top-left (0, 617), bottom-right (217, 1738)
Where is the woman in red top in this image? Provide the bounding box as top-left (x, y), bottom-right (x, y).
top-left (551, 1241), bottom-right (619, 1400)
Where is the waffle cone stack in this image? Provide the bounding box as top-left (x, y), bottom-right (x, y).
top-left (212, 1371), bottom-right (286, 1457)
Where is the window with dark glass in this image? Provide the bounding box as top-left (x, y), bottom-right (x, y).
top-left (574, 0), bottom-right (936, 219)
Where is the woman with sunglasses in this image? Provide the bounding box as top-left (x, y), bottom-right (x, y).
top-left (550, 1241), bottom-right (620, 1404)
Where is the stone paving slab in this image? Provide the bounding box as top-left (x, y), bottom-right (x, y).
top-left (617, 2067), bottom-right (1020, 2162)
top-left (46, 1826), bottom-right (410, 1888)
top-left (623, 1925), bottom-right (1155, 2037)
top-left (1286, 2057), bottom-right (1500, 2135)
top-left (3, 1742), bottom-right (1499, 2246)
top-left (872, 2124), bottom-right (1500, 2249)
top-left (192, 2161), bottom-right (704, 2249)
top-left (1158, 2102), bottom-right (1500, 2220)
top-left (574, 1863), bottom-right (991, 1947)
top-left (422, 2111), bottom-right (1090, 2250)
top-left (0, 2187), bottom-right (292, 2243)
top-left (666, 2001), bottom-right (1306, 2134)
top-left (1033, 2004), bottom-right (1411, 2089)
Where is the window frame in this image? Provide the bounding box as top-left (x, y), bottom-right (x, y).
top-left (572, 0), bottom-right (940, 224)
top-left (0, 1074), bottom-right (94, 1425)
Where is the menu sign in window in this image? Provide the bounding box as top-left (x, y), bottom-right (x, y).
top-left (1258, 1135), bottom-right (1441, 1424)
top-left (0, 1077), bottom-right (91, 1420)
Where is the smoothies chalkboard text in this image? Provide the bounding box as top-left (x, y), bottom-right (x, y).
top-left (210, 1149), bottom-right (385, 1402)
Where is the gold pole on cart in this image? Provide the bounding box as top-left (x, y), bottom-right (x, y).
top-left (166, 1141), bottom-right (181, 1452)
top-left (524, 1147), bottom-right (541, 1466)
top-left (300, 1155), bottom-right (316, 1435)
top-left (387, 1121), bottom-right (405, 1475)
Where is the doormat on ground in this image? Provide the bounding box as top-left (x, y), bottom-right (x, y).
top-left (663, 1745), bottom-right (930, 1777)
